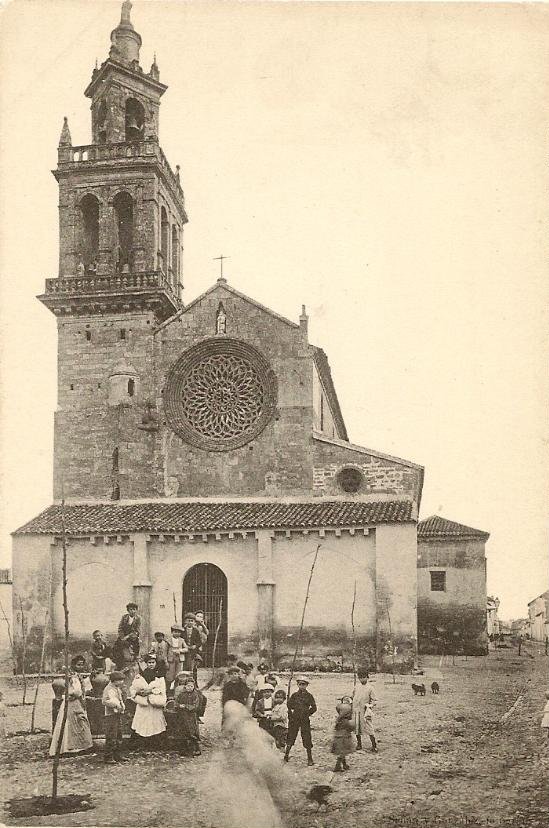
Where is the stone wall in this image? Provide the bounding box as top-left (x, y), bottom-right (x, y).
top-left (54, 310), bottom-right (159, 500)
top-left (313, 435), bottom-right (422, 502)
top-left (157, 284), bottom-right (315, 497)
top-left (417, 537), bottom-right (487, 655)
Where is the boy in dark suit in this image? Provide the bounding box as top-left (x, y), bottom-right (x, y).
top-left (284, 676), bottom-right (317, 766)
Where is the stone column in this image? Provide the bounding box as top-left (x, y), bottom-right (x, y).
top-left (255, 531), bottom-right (275, 660)
top-left (131, 534), bottom-right (152, 653)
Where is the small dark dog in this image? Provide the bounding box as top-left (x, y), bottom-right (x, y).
top-left (307, 785), bottom-right (333, 811)
top-left (412, 683), bottom-right (426, 696)
top-left (431, 682), bottom-right (440, 694)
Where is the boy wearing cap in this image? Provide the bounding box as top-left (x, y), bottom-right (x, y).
top-left (117, 602), bottom-right (142, 657)
top-left (102, 671), bottom-right (127, 764)
top-left (166, 624), bottom-right (188, 695)
top-left (352, 669), bottom-right (378, 752)
top-left (182, 613), bottom-right (203, 679)
top-left (285, 676), bottom-right (317, 766)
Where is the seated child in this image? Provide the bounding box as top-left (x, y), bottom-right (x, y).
top-left (254, 684), bottom-right (275, 733)
top-left (270, 689), bottom-right (288, 749)
top-left (331, 702), bottom-right (356, 772)
top-left (174, 675), bottom-right (201, 757)
top-left (90, 630), bottom-right (111, 673)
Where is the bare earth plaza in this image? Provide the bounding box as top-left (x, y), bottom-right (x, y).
top-left (0, 2), bottom-right (548, 828)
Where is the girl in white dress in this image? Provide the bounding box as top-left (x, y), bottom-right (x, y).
top-left (129, 654), bottom-right (167, 740)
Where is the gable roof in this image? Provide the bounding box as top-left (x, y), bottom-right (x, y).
top-left (418, 515), bottom-right (490, 541)
top-left (156, 279), bottom-right (350, 441)
top-left (13, 500), bottom-right (414, 536)
top-left (156, 279), bottom-right (300, 333)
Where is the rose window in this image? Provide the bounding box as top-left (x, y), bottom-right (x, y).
top-left (164, 338), bottom-right (277, 451)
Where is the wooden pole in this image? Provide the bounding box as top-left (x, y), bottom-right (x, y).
top-left (18, 597), bottom-right (28, 704)
top-left (385, 598), bottom-right (396, 684)
top-left (172, 592), bottom-right (178, 624)
top-left (30, 607), bottom-right (49, 733)
top-left (0, 597), bottom-right (18, 679)
top-left (287, 544), bottom-right (321, 699)
top-left (210, 598), bottom-right (223, 673)
top-left (351, 580), bottom-right (357, 689)
top-left (52, 497), bottom-right (70, 801)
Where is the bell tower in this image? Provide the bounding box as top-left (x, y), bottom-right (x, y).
top-left (39, 0), bottom-right (187, 320)
top-left (38, 2), bottom-right (187, 501)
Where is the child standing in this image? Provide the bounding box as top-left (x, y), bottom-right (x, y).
top-left (270, 690), bottom-right (288, 749)
top-left (149, 631), bottom-right (169, 674)
top-left (101, 670), bottom-right (126, 764)
top-left (174, 675), bottom-right (201, 756)
top-left (331, 702), bottom-right (356, 772)
top-left (352, 669), bottom-right (378, 752)
top-left (284, 676), bottom-right (317, 766)
top-left (541, 690), bottom-right (549, 740)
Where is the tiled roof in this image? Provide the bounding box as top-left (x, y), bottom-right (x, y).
top-left (14, 500), bottom-right (414, 536)
top-left (418, 515), bottom-right (489, 541)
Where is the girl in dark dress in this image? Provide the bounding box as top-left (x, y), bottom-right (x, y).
top-left (174, 675), bottom-right (201, 757)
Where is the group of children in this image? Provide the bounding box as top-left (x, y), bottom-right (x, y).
top-left (220, 659), bottom-right (378, 772)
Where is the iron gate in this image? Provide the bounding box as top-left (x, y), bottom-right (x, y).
top-left (182, 563), bottom-right (228, 667)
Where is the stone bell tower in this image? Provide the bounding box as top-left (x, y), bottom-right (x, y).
top-left (38, 1), bottom-right (187, 501)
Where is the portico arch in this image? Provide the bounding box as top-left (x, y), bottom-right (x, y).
top-left (182, 563), bottom-right (227, 667)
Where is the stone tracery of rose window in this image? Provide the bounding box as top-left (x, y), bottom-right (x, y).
top-left (164, 338), bottom-right (277, 451)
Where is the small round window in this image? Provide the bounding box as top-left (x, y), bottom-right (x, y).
top-left (337, 467), bottom-right (363, 494)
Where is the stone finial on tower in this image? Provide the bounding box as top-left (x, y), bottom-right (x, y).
top-left (58, 116), bottom-right (72, 147)
top-left (299, 304), bottom-right (309, 339)
top-left (109, 0), bottom-right (142, 66)
top-left (121, 0), bottom-right (132, 24)
top-left (150, 53), bottom-right (160, 81)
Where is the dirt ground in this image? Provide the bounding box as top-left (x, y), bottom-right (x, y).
top-left (1, 646), bottom-right (548, 828)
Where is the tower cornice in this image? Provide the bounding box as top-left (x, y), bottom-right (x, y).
top-left (85, 58), bottom-right (167, 100)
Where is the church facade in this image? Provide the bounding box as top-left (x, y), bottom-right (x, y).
top-left (12, 3), bottom-right (424, 673)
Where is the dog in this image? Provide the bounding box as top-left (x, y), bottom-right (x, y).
top-left (307, 785), bottom-right (333, 811)
top-left (411, 683), bottom-right (426, 696)
top-left (431, 682), bottom-right (440, 694)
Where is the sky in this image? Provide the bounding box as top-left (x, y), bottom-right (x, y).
top-left (0, 0), bottom-right (548, 620)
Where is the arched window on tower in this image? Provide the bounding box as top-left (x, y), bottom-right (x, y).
top-left (171, 225), bottom-right (179, 285)
top-left (160, 207), bottom-right (169, 274)
top-left (125, 98), bottom-right (145, 143)
top-left (97, 100), bottom-right (108, 144)
top-left (113, 192), bottom-right (134, 272)
top-left (79, 194), bottom-right (99, 269)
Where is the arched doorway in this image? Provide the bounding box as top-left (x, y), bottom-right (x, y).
top-left (182, 563), bottom-right (227, 667)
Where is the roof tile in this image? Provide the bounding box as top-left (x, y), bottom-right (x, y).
top-left (14, 500), bottom-right (414, 536)
top-left (418, 515), bottom-right (489, 541)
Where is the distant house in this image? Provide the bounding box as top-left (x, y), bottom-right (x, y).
top-left (527, 591), bottom-right (549, 642)
top-left (510, 618), bottom-right (529, 638)
top-left (417, 516), bottom-right (490, 655)
top-left (487, 596), bottom-right (501, 637)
